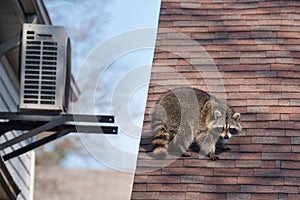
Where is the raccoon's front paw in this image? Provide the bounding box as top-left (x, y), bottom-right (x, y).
top-left (208, 152), bottom-right (219, 161)
top-left (210, 155), bottom-right (219, 161)
top-left (224, 147), bottom-right (231, 152)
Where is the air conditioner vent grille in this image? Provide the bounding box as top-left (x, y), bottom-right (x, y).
top-left (23, 32), bottom-right (58, 106)
top-left (20, 24), bottom-right (70, 112)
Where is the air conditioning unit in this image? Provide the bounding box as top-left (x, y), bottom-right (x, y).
top-left (19, 23), bottom-right (71, 113)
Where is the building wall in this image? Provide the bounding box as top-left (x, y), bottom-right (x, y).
top-left (0, 57), bottom-right (35, 200)
top-left (132, 1), bottom-right (300, 199)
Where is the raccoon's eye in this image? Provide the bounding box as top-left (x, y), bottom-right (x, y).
top-left (229, 127), bottom-right (239, 134)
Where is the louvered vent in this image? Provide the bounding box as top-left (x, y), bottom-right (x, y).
top-left (19, 24), bottom-right (71, 113)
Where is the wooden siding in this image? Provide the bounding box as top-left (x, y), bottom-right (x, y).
top-left (0, 58), bottom-right (35, 200)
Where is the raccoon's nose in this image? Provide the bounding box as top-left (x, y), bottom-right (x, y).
top-left (224, 135), bottom-right (229, 139)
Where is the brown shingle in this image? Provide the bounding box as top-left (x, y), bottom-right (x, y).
top-left (131, 0), bottom-right (300, 199)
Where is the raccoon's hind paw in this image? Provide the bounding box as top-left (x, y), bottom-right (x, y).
top-left (153, 147), bottom-right (168, 159)
top-left (182, 152), bottom-right (192, 157)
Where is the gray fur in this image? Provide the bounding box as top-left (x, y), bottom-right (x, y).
top-left (151, 87), bottom-right (242, 161)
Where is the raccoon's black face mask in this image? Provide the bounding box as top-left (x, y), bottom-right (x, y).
top-left (210, 111), bottom-right (242, 139)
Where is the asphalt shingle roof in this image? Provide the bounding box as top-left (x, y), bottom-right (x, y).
top-left (132, 1), bottom-right (300, 199)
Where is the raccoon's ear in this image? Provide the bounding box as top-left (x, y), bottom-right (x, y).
top-left (233, 112), bottom-right (241, 121)
top-left (214, 110), bottom-right (222, 119)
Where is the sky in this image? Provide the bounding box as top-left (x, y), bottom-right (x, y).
top-left (43, 0), bottom-right (161, 171)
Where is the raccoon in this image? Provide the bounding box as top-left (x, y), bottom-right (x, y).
top-left (151, 87), bottom-right (242, 161)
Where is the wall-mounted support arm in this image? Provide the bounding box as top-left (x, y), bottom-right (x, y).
top-left (0, 112), bottom-right (118, 160)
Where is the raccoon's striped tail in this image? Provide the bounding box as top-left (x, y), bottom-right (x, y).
top-left (152, 127), bottom-right (170, 159)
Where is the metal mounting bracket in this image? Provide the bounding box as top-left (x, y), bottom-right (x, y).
top-left (0, 112), bottom-right (118, 160)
